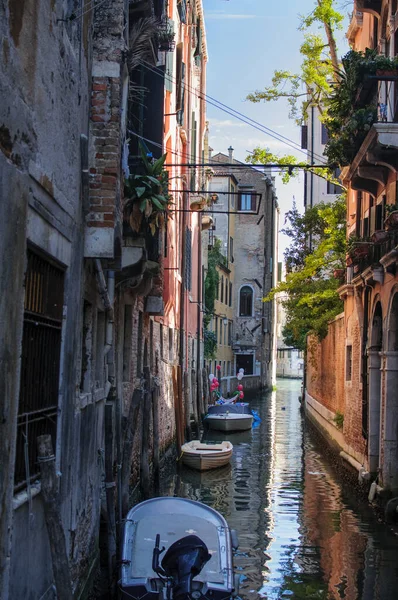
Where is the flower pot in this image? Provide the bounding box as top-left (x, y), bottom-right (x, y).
top-left (351, 242), bottom-right (372, 259)
top-left (333, 269), bottom-right (345, 280)
top-left (384, 210), bottom-right (398, 231)
top-left (371, 230), bottom-right (390, 243)
top-left (201, 216), bottom-right (213, 231)
top-left (190, 195), bottom-right (207, 211)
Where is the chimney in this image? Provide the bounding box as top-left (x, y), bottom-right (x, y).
top-left (228, 145), bottom-right (234, 162)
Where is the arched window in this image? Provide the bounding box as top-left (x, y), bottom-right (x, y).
top-left (239, 286), bottom-right (253, 316)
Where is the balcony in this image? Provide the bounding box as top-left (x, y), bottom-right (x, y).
top-left (347, 230), bottom-right (398, 283)
top-left (326, 50), bottom-right (398, 177)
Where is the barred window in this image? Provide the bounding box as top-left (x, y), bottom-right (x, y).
top-left (15, 248), bottom-right (65, 490)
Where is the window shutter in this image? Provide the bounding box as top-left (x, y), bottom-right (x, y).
top-left (301, 125), bottom-right (308, 149)
top-left (251, 194), bottom-right (256, 211)
top-left (185, 227), bottom-right (192, 290)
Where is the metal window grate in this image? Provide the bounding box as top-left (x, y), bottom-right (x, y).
top-left (15, 249), bottom-right (64, 490)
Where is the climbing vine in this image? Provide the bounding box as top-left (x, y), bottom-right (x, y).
top-left (204, 238), bottom-right (225, 358)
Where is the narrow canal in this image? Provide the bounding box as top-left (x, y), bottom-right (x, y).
top-left (158, 379), bottom-right (398, 599)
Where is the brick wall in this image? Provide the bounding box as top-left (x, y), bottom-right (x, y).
top-left (307, 315), bottom-right (345, 415)
top-left (307, 311), bottom-right (366, 457)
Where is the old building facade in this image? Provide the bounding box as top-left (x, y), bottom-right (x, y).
top-left (206, 150), bottom-right (279, 393)
top-left (306, 0), bottom-right (398, 501)
top-left (0, 0), bottom-right (209, 597)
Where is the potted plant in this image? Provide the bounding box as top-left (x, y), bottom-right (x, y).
top-left (347, 235), bottom-right (373, 262)
top-left (157, 27), bottom-right (175, 52)
top-left (384, 203), bottom-right (398, 231)
top-left (333, 268), bottom-right (345, 280)
top-left (124, 146), bottom-right (173, 236)
top-left (371, 229), bottom-right (390, 243)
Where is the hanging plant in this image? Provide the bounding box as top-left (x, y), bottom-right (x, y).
top-left (124, 145), bottom-right (173, 236)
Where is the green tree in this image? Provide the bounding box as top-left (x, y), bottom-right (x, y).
top-left (245, 0), bottom-right (348, 181)
top-left (267, 197), bottom-right (346, 349)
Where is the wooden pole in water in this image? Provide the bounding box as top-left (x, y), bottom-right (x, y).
top-left (140, 367), bottom-right (151, 498)
top-left (172, 366), bottom-right (181, 453)
top-left (184, 370), bottom-right (191, 441)
top-left (36, 435), bottom-right (73, 600)
top-left (121, 388), bottom-right (141, 517)
top-left (191, 368), bottom-right (198, 432)
top-left (202, 367), bottom-right (209, 414)
top-left (197, 367), bottom-right (204, 421)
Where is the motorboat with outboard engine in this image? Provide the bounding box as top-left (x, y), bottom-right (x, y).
top-left (120, 496), bottom-right (239, 600)
top-left (204, 403), bottom-right (254, 432)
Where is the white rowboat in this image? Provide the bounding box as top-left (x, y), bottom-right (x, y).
top-left (181, 440), bottom-right (233, 471)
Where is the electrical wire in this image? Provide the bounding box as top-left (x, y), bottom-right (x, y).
top-left (139, 59), bottom-right (328, 165)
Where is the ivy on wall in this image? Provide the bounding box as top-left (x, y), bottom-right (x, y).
top-left (204, 238), bottom-right (225, 358)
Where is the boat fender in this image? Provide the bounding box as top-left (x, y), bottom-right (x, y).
top-left (368, 481), bottom-right (377, 503)
top-left (232, 573), bottom-right (240, 597)
top-left (230, 529), bottom-right (239, 551)
top-left (251, 410), bottom-right (261, 422)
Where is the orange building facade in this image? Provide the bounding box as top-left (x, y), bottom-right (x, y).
top-left (306, 1), bottom-right (398, 498)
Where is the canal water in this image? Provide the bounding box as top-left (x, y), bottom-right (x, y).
top-left (158, 379), bottom-right (398, 600)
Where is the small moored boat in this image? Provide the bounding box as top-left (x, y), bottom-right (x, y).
top-left (204, 403), bottom-right (254, 432)
top-left (120, 496), bottom-right (239, 600)
top-left (181, 440), bottom-right (233, 471)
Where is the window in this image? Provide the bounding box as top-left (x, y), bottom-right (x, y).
top-left (239, 286), bottom-right (253, 316)
top-left (346, 345), bottom-right (352, 381)
top-left (224, 322), bottom-right (227, 345)
top-left (326, 169), bottom-right (342, 194)
top-left (225, 278), bottom-right (228, 306)
top-left (228, 321), bottom-right (232, 346)
top-left (229, 282), bottom-right (232, 307)
top-left (229, 237), bottom-right (234, 261)
top-left (219, 319), bottom-right (223, 344)
top-left (220, 275), bottom-right (224, 303)
top-left (15, 249), bottom-right (64, 490)
top-left (238, 193), bottom-right (255, 211)
top-left (236, 354), bottom-right (254, 375)
top-left (227, 361), bottom-right (231, 376)
top-left (321, 123), bottom-right (329, 145)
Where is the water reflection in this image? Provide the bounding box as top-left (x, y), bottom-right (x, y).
top-left (158, 379), bottom-right (398, 599)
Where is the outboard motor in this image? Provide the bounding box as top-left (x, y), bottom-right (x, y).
top-left (161, 535), bottom-right (211, 600)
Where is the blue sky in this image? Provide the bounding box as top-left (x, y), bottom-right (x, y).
top-left (202, 0), bottom-right (351, 258)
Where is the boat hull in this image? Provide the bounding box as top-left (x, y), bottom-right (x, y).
top-left (181, 442), bottom-right (233, 471)
top-left (120, 497), bottom-right (237, 600)
top-left (206, 414), bottom-right (253, 432)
